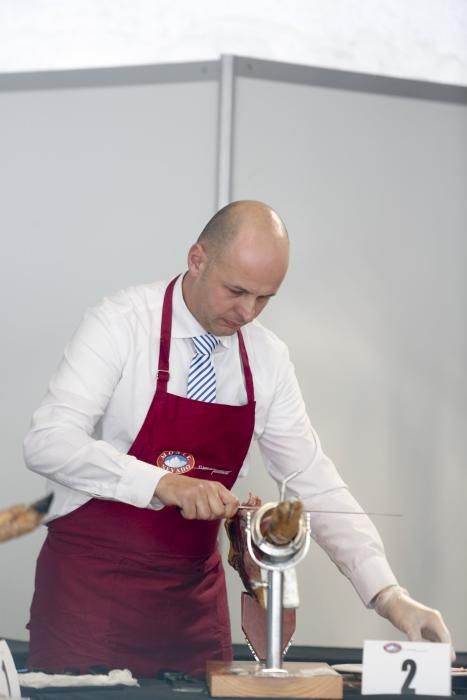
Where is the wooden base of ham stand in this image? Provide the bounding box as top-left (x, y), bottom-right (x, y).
top-left (207, 660), bottom-right (343, 698)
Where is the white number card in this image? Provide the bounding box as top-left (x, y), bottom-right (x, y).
top-left (0, 640), bottom-right (21, 698)
top-left (362, 640), bottom-right (451, 696)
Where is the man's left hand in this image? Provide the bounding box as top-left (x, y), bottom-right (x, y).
top-left (374, 585), bottom-right (454, 659)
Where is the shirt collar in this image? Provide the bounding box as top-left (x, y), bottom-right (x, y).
top-left (171, 274), bottom-right (232, 349)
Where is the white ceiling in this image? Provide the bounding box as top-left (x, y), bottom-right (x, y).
top-left (0, 0), bottom-right (466, 85)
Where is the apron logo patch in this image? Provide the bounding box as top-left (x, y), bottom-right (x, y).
top-left (156, 451), bottom-right (195, 473)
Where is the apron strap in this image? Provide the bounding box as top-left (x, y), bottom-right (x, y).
top-left (156, 275), bottom-right (178, 393)
top-left (237, 330), bottom-right (255, 403)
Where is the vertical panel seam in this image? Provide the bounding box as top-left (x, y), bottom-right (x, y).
top-left (216, 54), bottom-right (235, 209)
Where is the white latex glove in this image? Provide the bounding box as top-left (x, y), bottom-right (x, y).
top-left (374, 585), bottom-right (455, 660)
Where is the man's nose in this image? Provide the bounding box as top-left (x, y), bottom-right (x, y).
top-left (236, 297), bottom-right (257, 323)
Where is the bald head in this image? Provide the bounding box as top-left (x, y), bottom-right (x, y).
top-left (183, 201), bottom-right (289, 336)
top-left (197, 200), bottom-right (288, 262)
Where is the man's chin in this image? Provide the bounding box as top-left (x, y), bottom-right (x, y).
top-left (214, 320), bottom-right (240, 336)
top-left (215, 327), bottom-right (238, 337)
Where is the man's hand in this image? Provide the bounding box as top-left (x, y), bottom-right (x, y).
top-left (374, 585), bottom-right (454, 658)
top-left (154, 473), bottom-right (240, 520)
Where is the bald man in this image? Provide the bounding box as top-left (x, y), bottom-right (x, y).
top-left (24, 201), bottom-right (451, 677)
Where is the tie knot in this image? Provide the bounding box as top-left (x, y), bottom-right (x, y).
top-left (191, 334), bottom-right (220, 356)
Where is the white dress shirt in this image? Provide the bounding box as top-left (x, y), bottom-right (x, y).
top-left (23, 275), bottom-right (397, 605)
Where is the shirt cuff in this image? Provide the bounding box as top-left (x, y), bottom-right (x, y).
top-left (148, 495), bottom-right (165, 510)
top-left (114, 455), bottom-right (167, 508)
top-left (347, 554), bottom-right (399, 608)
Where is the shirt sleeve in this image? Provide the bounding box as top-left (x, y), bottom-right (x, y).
top-left (257, 341), bottom-right (398, 606)
top-left (23, 294), bottom-right (166, 508)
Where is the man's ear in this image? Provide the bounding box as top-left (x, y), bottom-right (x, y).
top-left (187, 243), bottom-right (207, 276)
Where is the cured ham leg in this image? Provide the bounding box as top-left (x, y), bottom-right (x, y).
top-left (0, 494), bottom-right (53, 542)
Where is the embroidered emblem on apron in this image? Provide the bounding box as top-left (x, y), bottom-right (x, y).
top-left (156, 450), bottom-right (195, 473)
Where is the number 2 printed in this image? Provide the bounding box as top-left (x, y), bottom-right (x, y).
top-left (401, 658), bottom-right (417, 694)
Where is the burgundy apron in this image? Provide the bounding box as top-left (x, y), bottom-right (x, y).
top-left (28, 276), bottom-right (255, 677)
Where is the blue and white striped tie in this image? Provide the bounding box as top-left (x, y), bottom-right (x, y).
top-left (186, 334), bottom-right (220, 403)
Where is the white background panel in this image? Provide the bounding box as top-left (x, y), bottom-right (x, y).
top-left (224, 75), bottom-right (467, 649)
top-left (0, 77), bottom-right (218, 639)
